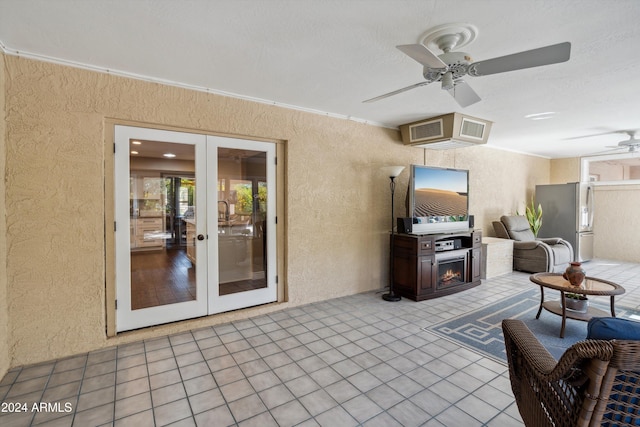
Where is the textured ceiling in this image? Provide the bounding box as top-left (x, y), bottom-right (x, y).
top-left (1, 0), bottom-right (640, 159)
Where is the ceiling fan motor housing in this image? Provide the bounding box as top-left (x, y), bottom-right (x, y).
top-left (423, 51), bottom-right (472, 84)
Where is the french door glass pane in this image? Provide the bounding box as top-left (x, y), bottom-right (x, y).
top-left (129, 141), bottom-right (197, 310)
top-left (218, 149), bottom-right (268, 295)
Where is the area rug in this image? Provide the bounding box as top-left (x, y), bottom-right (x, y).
top-left (425, 288), bottom-right (640, 364)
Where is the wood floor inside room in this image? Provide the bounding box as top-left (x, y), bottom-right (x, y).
top-left (130, 247), bottom-right (267, 310)
top-left (130, 248), bottom-right (196, 310)
top-left (219, 277), bottom-right (267, 295)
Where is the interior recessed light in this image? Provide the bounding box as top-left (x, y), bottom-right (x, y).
top-left (163, 153), bottom-right (176, 158)
top-left (131, 140), bottom-right (142, 145)
top-left (130, 150), bottom-right (138, 155)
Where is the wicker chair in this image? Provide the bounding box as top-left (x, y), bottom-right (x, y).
top-left (502, 319), bottom-right (640, 426)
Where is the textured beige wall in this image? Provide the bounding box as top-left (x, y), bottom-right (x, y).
top-left (3, 54), bottom-right (549, 367)
top-left (592, 184), bottom-right (640, 262)
top-left (0, 53), bottom-right (9, 378)
top-left (589, 161), bottom-right (626, 181)
top-left (550, 157), bottom-right (580, 183)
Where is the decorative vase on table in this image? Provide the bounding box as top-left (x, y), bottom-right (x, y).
top-left (563, 262), bottom-right (586, 287)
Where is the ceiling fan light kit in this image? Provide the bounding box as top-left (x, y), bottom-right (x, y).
top-left (364, 23), bottom-right (571, 108)
top-left (441, 71), bottom-right (455, 90)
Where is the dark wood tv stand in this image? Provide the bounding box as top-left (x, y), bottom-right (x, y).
top-left (392, 230), bottom-right (482, 301)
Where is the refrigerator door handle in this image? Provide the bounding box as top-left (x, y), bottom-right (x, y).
top-left (587, 185), bottom-right (594, 229)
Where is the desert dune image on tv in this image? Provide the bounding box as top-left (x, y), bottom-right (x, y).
top-left (413, 168), bottom-right (468, 220)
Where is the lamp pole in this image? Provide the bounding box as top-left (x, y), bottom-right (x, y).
top-left (381, 166), bottom-right (405, 302)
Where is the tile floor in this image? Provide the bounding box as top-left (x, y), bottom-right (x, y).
top-left (2, 259), bottom-right (640, 427)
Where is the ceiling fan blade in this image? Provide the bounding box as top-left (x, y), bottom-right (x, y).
top-left (447, 81), bottom-right (481, 107)
top-left (595, 147), bottom-right (629, 154)
top-left (564, 130), bottom-right (618, 140)
top-left (469, 42), bottom-right (571, 76)
top-left (619, 139), bottom-right (640, 147)
top-left (363, 81), bottom-right (431, 103)
top-left (396, 44), bottom-right (447, 68)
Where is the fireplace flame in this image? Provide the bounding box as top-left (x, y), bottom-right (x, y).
top-left (441, 269), bottom-right (462, 282)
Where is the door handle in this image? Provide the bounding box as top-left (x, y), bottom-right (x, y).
top-left (197, 234), bottom-right (205, 241)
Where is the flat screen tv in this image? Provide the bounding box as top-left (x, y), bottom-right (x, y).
top-left (407, 165), bottom-right (470, 234)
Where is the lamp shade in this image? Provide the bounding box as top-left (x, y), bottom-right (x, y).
top-left (381, 165), bottom-right (405, 178)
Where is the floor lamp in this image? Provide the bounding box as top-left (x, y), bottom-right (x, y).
top-left (381, 166), bottom-right (405, 302)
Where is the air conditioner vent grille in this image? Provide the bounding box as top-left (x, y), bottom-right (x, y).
top-left (460, 118), bottom-right (486, 140)
top-left (400, 113), bottom-right (492, 149)
top-left (410, 119), bottom-right (443, 142)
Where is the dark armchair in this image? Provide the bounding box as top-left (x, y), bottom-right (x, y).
top-left (493, 215), bottom-right (573, 273)
top-left (503, 318), bottom-right (640, 427)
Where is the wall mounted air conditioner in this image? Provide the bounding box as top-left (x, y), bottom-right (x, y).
top-left (399, 113), bottom-right (493, 149)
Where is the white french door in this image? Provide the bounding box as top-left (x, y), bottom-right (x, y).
top-left (114, 126), bottom-right (277, 332)
top-left (207, 136), bottom-right (277, 314)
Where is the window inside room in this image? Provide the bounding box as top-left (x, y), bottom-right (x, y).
top-left (581, 152), bottom-right (640, 184)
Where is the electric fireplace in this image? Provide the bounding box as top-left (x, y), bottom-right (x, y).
top-left (435, 251), bottom-right (468, 290)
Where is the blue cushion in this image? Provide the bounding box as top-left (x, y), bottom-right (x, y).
top-left (588, 317), bottom-right (640, 425)
top-left (587, 317), bottom-right (640, 340)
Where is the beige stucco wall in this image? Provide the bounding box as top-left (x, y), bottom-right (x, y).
top-left (550, 157), bottom-right (580, 183)
top-left (592, 184), bottom-right (640, 262)
top-left (0, 53), bottom-right (9, 378)
top-left (3, 54), bottom-right (550, 368)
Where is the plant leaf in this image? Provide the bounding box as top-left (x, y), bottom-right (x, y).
top-left (523, 197), bottom-right (543, 237)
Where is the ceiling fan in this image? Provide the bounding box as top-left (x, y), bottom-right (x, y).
top-left (364, 27), bottom-right (571, 107)
top-left (608, 131), bottom-right (640, 153)
top-left (569, 130), bottom-right (640, 153)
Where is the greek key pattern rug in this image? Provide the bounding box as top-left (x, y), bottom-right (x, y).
top-left (424, 288), bottom-right (640, 364)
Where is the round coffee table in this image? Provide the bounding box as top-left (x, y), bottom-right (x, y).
top-left (529, 273), bottom-right (625, 338)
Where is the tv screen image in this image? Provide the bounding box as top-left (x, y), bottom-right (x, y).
top-left (408, 166), bottom-right (470, 234)
top-left (413, 167), bottom-right (468, 219)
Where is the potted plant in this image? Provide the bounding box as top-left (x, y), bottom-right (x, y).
top-left (563, 292), bottom-right (588, 313)
top-left (524, 196), bottom-right (543, 237)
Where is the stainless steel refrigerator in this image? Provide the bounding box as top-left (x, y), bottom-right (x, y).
top-left (535, 182), bottom-right (594, 262)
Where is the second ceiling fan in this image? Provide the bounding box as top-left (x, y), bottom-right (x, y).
top-left (364, 25), bottom-right (571, 107)
top-left (604, 131), bottom-right (640, 153)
